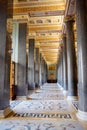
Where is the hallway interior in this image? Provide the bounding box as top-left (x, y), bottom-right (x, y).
top-left (0, 83), bottom-right (87, 130)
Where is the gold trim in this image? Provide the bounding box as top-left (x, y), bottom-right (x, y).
top-left (12, 5), bottom-right (65, 14)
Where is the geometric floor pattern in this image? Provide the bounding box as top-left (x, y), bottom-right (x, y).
top-left (0, 120), bottom-right (84, 130)
top-left (12, 100), bottom-right (73, 113)
top-left (0, 83), bottom-right (87, 130)
top-left (28, 93), bottom-right (65, 100)
top-left (13, 112), bottom-right (72, 119)
top-left (10, 100), bottom-right (23, 109)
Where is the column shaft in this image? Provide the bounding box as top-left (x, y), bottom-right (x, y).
top-left (35, 48), bottom-right (40, 88)
top-left (76, 0), bottom-right (87, 114)
top-left (16, 23), bottom-right (27, 97)
top-left (28, 39), bottom-right (35, 90)
top-left (66, 20), bottom-right (77, 98)
top-left (63, 35), bottom-right (68, 91)
top-left (39, 54), bottom-right (42, 86)
top-left (0, 1), bottom-right (12, 117)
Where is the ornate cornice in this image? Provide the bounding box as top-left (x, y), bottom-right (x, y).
top-left (10, 5), bottom-right (65, 14)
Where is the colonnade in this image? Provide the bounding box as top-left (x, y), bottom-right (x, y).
top-left (0, 0), bottom-right (87, 121)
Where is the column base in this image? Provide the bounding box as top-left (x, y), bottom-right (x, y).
top-left (16, 96), bottom-right (27, 100)
top-left (0, 106), bottom-right (12, 118)
top-left (67, 96), bottom-right (78, 101)
top-left (28, 83), bottom-right (35, 90)
top-left (76, 110), bottom-right (87, 121)
top-left (63, 90), bottom-right (68, 96)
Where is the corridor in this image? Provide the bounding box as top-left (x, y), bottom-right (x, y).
top-left (0, 83), bottom-right (87, 130)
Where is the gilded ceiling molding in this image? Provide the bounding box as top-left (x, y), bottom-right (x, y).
top-left (29, 26), bottom-right (62, 32)
top-left (12, 5), bottom-right (65, 14)
top-left (13, 1), bottom-right (65, 8)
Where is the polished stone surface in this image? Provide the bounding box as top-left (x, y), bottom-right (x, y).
top-left (28, 39), bottom-right (35, 90)
top-left (16, 23), bottom-right (27, 96)
top-left (0, 120), bottom-right (84, 130)
top-left (76, 0), bottom-right (87, 112)
top-left (0, 1), bottom-right (11, 110)
top-left (0, 83), bottom-right (87, 129)
top-left (12, 100), bottom-right (73, 113)
top-left (66, 20), bottom-right (77, 97)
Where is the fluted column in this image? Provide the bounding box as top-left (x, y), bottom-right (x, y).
top-left (65, 18), bottom-right (77, 100)
top-left (76, 0), bottom-right (87, 120)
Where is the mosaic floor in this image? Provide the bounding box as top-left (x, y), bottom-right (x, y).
top-left (0, 83), bottom-right (87, 130)
top-left (12, 100), bottom-right (73, 113)
top-left (28, 93), bottom-right (65, 100)
top-left (0, 120), bottom-right (84, 130)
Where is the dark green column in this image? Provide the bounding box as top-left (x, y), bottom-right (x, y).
top-left (35, 48), bottom-right (40, 88)
top-left (0, 0), bottom-right (12, 117)
top-left (28, 39), bottom-right (35, 90)
top-left (15, 23), bottom-right (27, 99)
top-left (62, 34), bottom-right (68, 94)
top-left (65, 18), bottom-right (77, 100)
top-left (76, 0), bottom-right (87, 120)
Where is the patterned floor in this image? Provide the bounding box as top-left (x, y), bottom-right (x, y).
top-left (28, 93), bottom-right (65, 100)
top-left (0, 120), bottom-right (84, 130)
top-left (12, 100), bottom-right (73, 113)
top-left (0, 83), bottom-right (87, 130)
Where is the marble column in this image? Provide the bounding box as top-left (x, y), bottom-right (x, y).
top-left (15, 23), bottom-right (27, 99)
top-left (62, 34), bottom-right (68, 94)
top-left (58, 51), bottom-right (63, 88)
top-left (65, 18), bottom-right (77, 100)
top-left (0, 1), bottom-right (12, 117)
top-left (28, 39), bottom-right (35, 90)
top-left (57, 54), bottom-right (62, 88)
top-left (58, 61), bottom-right (60, 84)
top-left (41, 57), bottom-right (44, 85)
top-left (76, 0), bottom-right (87, 120)
top-left (44, 61), bottom-right (47, 83)
top-left (39, 54), bottom-right (42, 86)
top-left (35, 48), bottom-right (40, 88)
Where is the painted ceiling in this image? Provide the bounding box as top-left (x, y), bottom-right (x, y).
top-left (8, 0), bottom-right (75, 65)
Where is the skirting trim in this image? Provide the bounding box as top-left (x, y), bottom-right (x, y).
top-left (76, 110), bottom-right (87, 121)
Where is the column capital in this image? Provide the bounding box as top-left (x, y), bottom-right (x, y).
top-left (64, 15), bottom-right (75, 23)
top-left (61, 34), bottom-right (66, 38)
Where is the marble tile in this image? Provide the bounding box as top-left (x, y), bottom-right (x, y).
top-left (0, 120), bottom-right (84, 130)
top-left (12, 100), bottom-right (73, 113)
top-left (10, 101), bottom-right (23, 109)
top-left (29, 93), bottom-right (64, 100)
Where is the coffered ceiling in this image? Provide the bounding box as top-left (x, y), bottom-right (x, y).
top-left (8, 0), bottom-right (75, 65)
